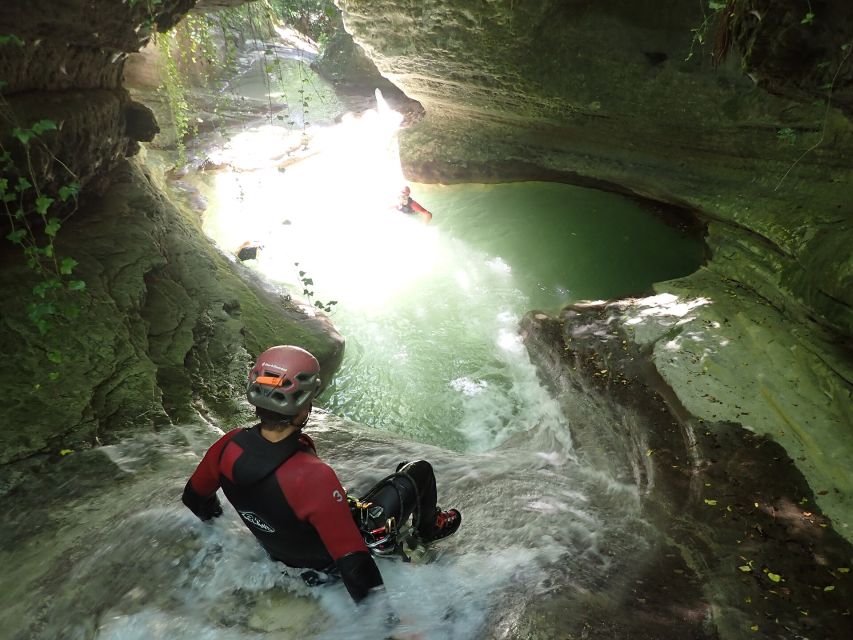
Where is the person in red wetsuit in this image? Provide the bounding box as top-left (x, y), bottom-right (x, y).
top-left (182, 345), bottom-right (461, 607)
top-left (396, 186), bottom-right (432, 223)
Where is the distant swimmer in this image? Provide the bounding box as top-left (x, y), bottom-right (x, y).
top-left (396, 186), bottom-right (432, 223)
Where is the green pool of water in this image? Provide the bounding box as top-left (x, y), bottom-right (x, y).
top-left (307, 181), bottom-right (704, 451)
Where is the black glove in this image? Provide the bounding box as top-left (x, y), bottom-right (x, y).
top-left (199, 494), bottom-right (223, 520)
top-left (182, 481), bottom-right (222, 521)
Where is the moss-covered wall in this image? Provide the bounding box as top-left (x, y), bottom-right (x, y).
top-left (0, 0), bottom-right (345, 463)
top-left (0, 156), bottom-right (342, 464)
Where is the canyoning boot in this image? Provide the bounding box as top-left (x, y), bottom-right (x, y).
top-left (421, 508), bottom-right (462, 543)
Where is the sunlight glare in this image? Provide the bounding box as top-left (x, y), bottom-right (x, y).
top-left (203, 92), bottom-right (440, 310)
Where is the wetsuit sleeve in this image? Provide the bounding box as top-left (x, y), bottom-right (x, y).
top-left (181, 429), bottom-right (240, 520)
top-left (288, 462), bottom-right (384, 602)
top-left (409, 199), bottom-right (429, 214)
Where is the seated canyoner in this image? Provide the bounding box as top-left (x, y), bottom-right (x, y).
top-left (181, 345), bottom-right (461, 631)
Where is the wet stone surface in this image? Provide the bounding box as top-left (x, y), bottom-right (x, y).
top-left (519, 306), bottom-right (853, 640)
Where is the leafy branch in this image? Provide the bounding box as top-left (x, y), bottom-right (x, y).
top-left (293, 262), bottom-right (337, 313)
top-left (1, 105), bottom-right (85, 334)
top-left (774, 40), bottom-right (853, 191)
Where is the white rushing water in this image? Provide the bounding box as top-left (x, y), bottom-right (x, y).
top-left (9, 417), bottom-right (645, 640)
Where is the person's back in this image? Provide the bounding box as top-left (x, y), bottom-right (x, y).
top-left (182, 344), bottom-right (461, 627)
top-left (195, 425), bottom-right (363, 570)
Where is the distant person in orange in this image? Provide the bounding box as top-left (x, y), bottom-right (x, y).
top-left (396, 186), bottom-right (432, 223)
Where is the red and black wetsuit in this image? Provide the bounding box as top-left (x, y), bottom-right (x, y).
top-left (182, 425), bottom-right (383, 602)
top-left (397, 196), bottom-right (429, 216)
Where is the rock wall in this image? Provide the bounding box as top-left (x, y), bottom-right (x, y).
top-left (336, 0), bottom-right (853, 539)
top-left (0, 156), bottom-right (343, 466)
top-left (0, 0), bottom-right (345, 464)
top-left (519, 307), bottom-right (853, 640)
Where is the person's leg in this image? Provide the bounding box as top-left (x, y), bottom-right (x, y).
top-left (358, 460), bottom-right (437, 538)
top-left (394, 460), bottom-right (438, 537)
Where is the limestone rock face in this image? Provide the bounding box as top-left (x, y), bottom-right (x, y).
top-left (0, 1), bottom-right (341, 463)
top-left (0, 158), bottom-right (343, 465)
top-left (0, 0), bottom-right (196, 188)
top-left (338, 0), bottom-right (853, 337)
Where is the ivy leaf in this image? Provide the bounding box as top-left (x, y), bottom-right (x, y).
top-left (44, 217), bottom-right (61, 237)
top-left (59, 257), bottom-right (78, 275)
top-left (33, 279), bottom-right (61, 298)
top-left (6, 229), bottom-right (26, 243)
top-left (31, 119), bottom-right (57, 135)
top-left (704, 499), bottom-right (718, 506)
top-left (708, 1), bottom-right (726, 10)
top-left (35, 195), bottom-right (54, 215)
top-left (47, 350), bottom-right (63, 364)
top-left (738, 565), bottom-right (752, 573)
top-left (16, 177), bottom-right (32, 192)
top-left (838, 567), bottom-right (850, 574)
top-left (824, 585), bottom-right (835, 592)
top-left (58, 182), bottom-right (80, 201)
top-left (0, 34), bottom-right (25, 47)
top-left (12, 127), bottom-right (33, 145)
top-left (801, 12), bottom-right (815, 25)
top-left (767, 572), bottom-right (782, 583)
top-left (302, 278), bottom-right (313, 286)
top-left (67, 280), bottom-right (86, 292)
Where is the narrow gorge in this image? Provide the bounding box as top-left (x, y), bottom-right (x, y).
top-left (1, 1), bottom-right (851, 639)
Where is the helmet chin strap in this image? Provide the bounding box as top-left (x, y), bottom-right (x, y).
top-left (294, 405), bottom-right (312, 429)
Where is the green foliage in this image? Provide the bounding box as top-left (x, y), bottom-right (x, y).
top-left (0, 113), bottom-right (86, 335)
top-left (0, 34), bottom-right (25, 47)
top-left (294, 262), bottom-right (337, 313)
top-left (268, 0), bottom-right (338, 44)
top-left (685, 1), bottom-right (728, 63)
top-left (776, 127), bottom-right (797, 145)
top-left (157, 33), bottom-right (192, 161)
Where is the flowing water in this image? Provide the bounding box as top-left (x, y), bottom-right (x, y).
top-left (0, 36), bottom-right (704, 640)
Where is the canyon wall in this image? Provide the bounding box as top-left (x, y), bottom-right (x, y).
top-left (0, 1), bottom-right (343, 465)
top-left (336, 0), bottom-right (853, 536)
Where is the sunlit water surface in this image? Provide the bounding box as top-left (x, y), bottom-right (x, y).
top-left (197, 115), bottom-right (703, 453)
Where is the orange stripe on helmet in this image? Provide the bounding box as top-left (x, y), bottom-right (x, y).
top-left (255, 375), bottom-right (285, 386)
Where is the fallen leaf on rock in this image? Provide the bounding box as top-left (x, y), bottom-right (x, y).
top-left (768, 573), bottom-right (782, 583)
